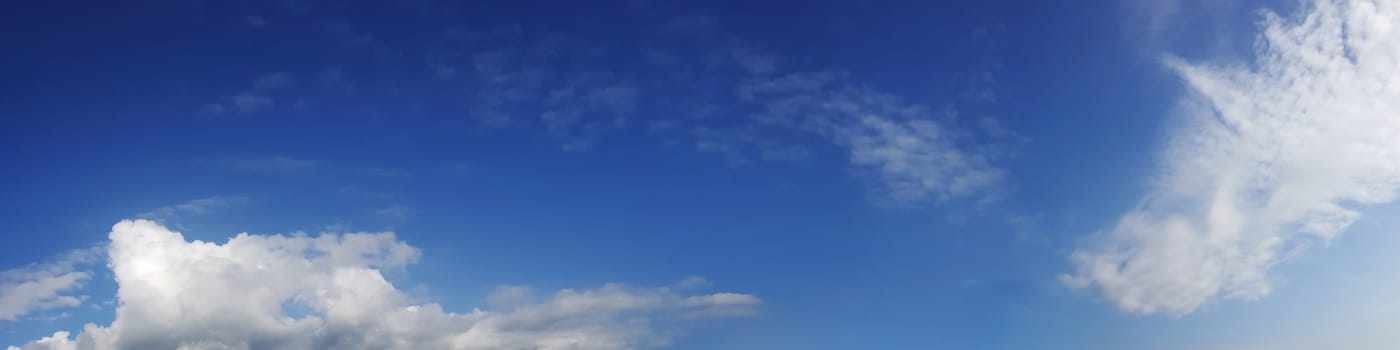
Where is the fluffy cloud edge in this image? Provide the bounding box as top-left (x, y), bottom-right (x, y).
top-left (7, 219), bottom-right (759, 350)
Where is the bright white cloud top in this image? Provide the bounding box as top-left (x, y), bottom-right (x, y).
top-left (7, 220), bottom-right (759, 350)
top-left (1064, 0), bottom-right (1400, 315)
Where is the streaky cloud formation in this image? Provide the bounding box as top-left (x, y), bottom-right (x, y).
top-left (734, 70), bottom-right (1013, 206)
top-left (0, 248), bottom-right (101, 321)
top-left (8, 220), bottom-right (758, 350)
top-left (1064, 0), bottom-right (1400, 315)
top-left (136, 196), bottom-right (250, 223)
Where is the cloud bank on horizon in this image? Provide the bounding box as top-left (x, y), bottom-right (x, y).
top-left (1064, 0), bottom-right (1400, 315)
top-left (7, 220), bottom-right (758, 350)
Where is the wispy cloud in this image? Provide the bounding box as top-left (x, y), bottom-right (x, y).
top-left (0, 247), bottom-right (102, 321)
top-left (183, 6), bottom-right (1020, 210)
top-left (730, 69), bottom-right (1016, 205)
top-left (136, 196), bottom-right (250, 222)
top-left (541, 72), bottom-right (640, 151)
top-left (842, 113), bottom-right (1006, 205)
top-left (374, 203), bottom-right (410, 221)
top-left (6, 220), bottom-right (758, 349)
top-left (1064, 0), bottom-right (1400, 315)
top-left (200, 72), bottom-right (300, 116)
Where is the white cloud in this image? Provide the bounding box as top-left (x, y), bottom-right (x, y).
top-left (744, 73), bottom-right (1013, 205)
top-left (8, 220), bottom-right (758, 349)
top-left (840, 114), bottom-right (1006, 205)
top-left (1064, 0), bottom-right (1400, 315)
top-left (671, 19), bottom-right (1016, 205)
top-left (0, 248), bottom-right (102, 321)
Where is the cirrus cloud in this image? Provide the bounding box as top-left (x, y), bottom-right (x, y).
top-left (1063, 0), bottom-right (1400, 315)
top-left (0, 248), bottom-right (101, 321)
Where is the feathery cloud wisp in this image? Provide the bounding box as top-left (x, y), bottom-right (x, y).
top-left (1064, 0), bottom-right (1400, 315)
top-left (0, 248), bottom-right (101, 321)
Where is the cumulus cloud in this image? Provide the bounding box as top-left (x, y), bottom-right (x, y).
top-left (0, 248), bottom-right (101, 321)
top-left (1064, 0), bottom-right (1400, 315)
top-left (8, 220), bottom-right (758, 349)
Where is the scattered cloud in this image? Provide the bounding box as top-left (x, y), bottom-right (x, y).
top-left (466, 49), bottom-right (549, 128)
top-left (648, 15), bottom-right (1019, 206)
top-left (840, 114), bottom-right (1006, 205)
top-left (137, 196), bottom-right (249, 222)
top-left (0, 248), bottom-right (102, 321)
top-left (188, 6), bottom-right (1020, 210)
top-left (205, 72), bottom-right (296, 115)
top-left (200, 72), bottom-right (297, 117)
top-left (1064, 0), bottom-right (1400, 315)
top-left (540, 72), bottom-right (640, 151)
top-left (374, 204), bottom-right (410, 221)
top-left (738, 70), bottom-right (1015, 206)
top-left (7, 220), bottom-right (759, 349)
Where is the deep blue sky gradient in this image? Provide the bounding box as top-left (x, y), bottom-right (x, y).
top-left (6, 0), bottom-right (1389, 349)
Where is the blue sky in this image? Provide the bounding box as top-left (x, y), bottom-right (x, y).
top-left (3, 0), bottom-right (1400, 349)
